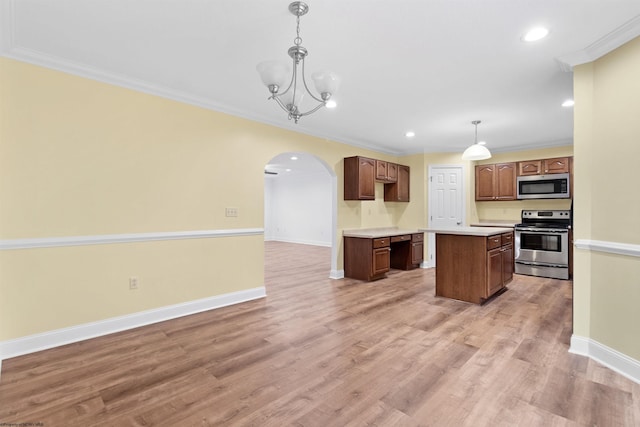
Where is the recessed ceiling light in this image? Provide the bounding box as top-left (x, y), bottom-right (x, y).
top-left (286, 168), bottom-right (292, 172)
top-left (562, 99), bottom-right (575, 107)
top-left (326, 100), bottom-right (337, 109)
top-left (290, 156), bottom-right (298, 160)
top-left (405, 131), bottom-right (415, 138)
top-left (523, 27), bottom-right (549, 42)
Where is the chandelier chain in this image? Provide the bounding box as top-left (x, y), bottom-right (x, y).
top-left (294, 15), bottom-right (302, 46)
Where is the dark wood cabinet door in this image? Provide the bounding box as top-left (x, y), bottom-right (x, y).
top-left (372, 247), bottom-right (390, 275)
top-left (495, 163), bottom-right (516, 200)
top-left (544, 157), bottom-right (570, 174)
top-left (411, 241), bottom-right (424, 265)
top-left (502, 244), bottom-right (513, 284)
top-left (475, 164), bottom-right (495, 200)
top-left (487, 248), bottom-right (503, 297)
top-left (518, 160), bottom-right (542, 176)
top-left (387, 163), bottom-right (398, 182)
top-left (375, 160), bottom-right (388, 181)
top-left (358, 157), bottom-right (375, 199)
top-left (344, 156), bottom-right (375, 200)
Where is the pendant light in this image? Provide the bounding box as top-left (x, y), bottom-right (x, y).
top-left (462, 120), bottom-right (492, 161)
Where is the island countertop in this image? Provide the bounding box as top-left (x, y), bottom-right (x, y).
top-left (343, 227), bottom-right (422, 238)
top-left (419, 226), bottom-right (514, 237)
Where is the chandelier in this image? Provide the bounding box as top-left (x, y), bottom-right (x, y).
top-left (461, 120), bottom-right (492, 161)
top-left (257, 2), bottom-right (340, 123)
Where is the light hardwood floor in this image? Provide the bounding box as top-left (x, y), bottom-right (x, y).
top-left (0, 241), bottom-right (638, 426)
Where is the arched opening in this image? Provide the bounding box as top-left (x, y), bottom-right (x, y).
top-left (264, 152), bottom-right (338, 279)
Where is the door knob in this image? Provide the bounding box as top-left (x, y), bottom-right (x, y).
top-left (456, 221), bottom-right (462, 225)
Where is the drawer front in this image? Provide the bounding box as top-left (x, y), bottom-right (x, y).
top-left (412, 233), bottom-right (424, 242)
top-left (373, 238), bottom-right (390, 248)
top-left (487, 235), bottom-right (502, 250)
top-left (501, 232), bottom-right (513, 246)
top-left (390, 234), bottom-right (411, 243)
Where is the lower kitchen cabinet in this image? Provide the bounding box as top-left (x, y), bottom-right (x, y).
top-left (435, 231), bottom-right (513, 304)
top-left (344, 232), bottom-right (423, 281)
top-left (345, 237), bottom-right (390, 281)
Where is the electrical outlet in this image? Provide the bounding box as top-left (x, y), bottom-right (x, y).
top-left (129, 276), bottom-right (139, 290)
top-left (225, 207), bottom-right (239, 217)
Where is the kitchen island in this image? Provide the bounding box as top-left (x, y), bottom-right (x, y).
top-left (421, 226), bottom-right (514, 304)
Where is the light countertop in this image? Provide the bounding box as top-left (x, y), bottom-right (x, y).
top-left (419, 226), bottom-right (514, 237)
top-left (343, 227), bottom-right (423, 239)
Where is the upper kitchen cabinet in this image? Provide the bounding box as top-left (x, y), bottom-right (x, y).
top-left (475, 162), bottom-right (516, 201)
top-left (344, 157), bottom-right (410, 202)
top-left (375, 160), bottom-right (398, 183)
top-left (384, 164), bottom-right (410, 202)
top-left (518, 157), bottom-right (571, 176)
top-left (344, 156), bottom-right (375, 200)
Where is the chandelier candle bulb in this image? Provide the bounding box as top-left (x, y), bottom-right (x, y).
top-left (257, 1), bottom-right (339, 123)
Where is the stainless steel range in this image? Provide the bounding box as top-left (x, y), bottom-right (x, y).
top-left (514, 209), bottom-right (571, 280)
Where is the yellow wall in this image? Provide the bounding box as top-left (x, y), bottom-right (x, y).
top-left (573, 36), bottom-right (640, 360)
top-left (0, 58), bottom-right (423, 341)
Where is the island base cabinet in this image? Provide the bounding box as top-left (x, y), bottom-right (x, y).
top-left (435, 232), bottom-right (513, 304)
top-left (436, 234), bottom-right (487, 304)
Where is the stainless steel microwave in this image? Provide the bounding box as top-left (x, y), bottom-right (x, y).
top-left (516, 173), bottom-right (570, 199)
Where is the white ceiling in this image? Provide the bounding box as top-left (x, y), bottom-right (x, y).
top-left (2, 0), bottom-right (640, 157)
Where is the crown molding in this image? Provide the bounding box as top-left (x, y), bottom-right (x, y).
top-left (556, 14), bottom-right (640, 71)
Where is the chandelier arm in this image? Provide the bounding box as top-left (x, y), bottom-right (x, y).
top-left (296, 101), bottom-right (327, 117)
top-left (300, 59), bottom-right (325, 103)
top-left (272, 57), bottom-right (298, 100)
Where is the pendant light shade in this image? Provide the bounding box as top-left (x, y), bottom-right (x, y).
top-left (461, 120), bottom-right (492, 161)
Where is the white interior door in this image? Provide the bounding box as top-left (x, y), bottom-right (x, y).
top-left (427, 165), bottom-right (465, 267)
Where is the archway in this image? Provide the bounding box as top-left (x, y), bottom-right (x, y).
top-left (264, 152), bottom-right (338, 277)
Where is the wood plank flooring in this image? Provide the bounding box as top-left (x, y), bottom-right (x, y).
top-left (1, 241), bottom-right (638, 426)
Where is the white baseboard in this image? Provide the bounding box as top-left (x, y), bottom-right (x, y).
top-left (0, 287), bottom-right (266, 364)
top-left (570, 335), bottom-right (640, 384)
top-left (330, 269), bottom-right (344, 280)
top-left (265, 237), bottom-right (331, 248)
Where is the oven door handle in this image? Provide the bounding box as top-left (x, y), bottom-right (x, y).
top-left (516, 227), bottom-right (568, 233)
top-left (515, 260), bottom-right (569, 268)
